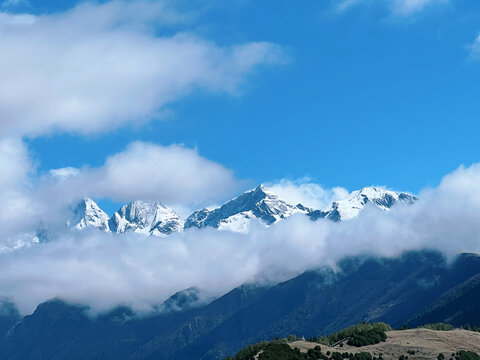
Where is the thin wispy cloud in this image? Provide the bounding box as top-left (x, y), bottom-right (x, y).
top-left (335, 0), bottom-right (450, 16)
top-left (1, 0), bottom-right (31, 10)
top-left (467, 33), bottom-right (480, 59)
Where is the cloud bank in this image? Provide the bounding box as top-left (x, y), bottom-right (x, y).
top-left (1, 161), bottom-right (480, 314)
top-left (0, 138), bottom-right (41, 244)
top-left (46, 141), bottom-right (238, 205)
top-left (0, 0), bottom-right (284, 137)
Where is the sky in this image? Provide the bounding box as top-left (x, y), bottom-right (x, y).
top-left (2, 0), bottom-right (480, 313)
top-left (2, 0), bottom-right (480, 215)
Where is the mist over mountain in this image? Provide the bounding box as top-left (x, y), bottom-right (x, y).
top-left (0, 162), bottom-right (479, 316)
top-left (0, 251), bottom-right (478, 360)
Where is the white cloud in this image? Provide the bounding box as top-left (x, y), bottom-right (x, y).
top-left (265, 178), bottom-right (349, 209)
top-left (336, 0), bottom-right (449, 16)
top-left (336, 0), bottom-right (363, 12)
top-left (0, 1), bottom-right (284, 137)
top-left (48, 167), bottom-right (80, 181)
top-left (0, 138), bottom-right (41, 242)
top-left (0, 138), bottom-right (30, 190)
top-left (0, 139), bottom-right (238, 245)
top-left (1, 162), bottom-right (480, 313)
top-left (468, 34), bottom-right (480, 59)
top-left (44, 141), bottom-right (238, 206)
top-left (393, 0), bottom-right (448, 15)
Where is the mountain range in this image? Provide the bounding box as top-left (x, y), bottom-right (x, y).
top-left (64, 185), bottom-right (418, 237)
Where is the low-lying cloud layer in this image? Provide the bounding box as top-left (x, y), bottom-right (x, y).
top-left (1, 158), bottom-right (480, 314)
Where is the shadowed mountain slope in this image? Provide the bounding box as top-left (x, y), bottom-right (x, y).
top-left (0, 251), bottom-right (478, 360)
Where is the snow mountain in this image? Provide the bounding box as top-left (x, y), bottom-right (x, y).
top-left (184, 185), bottom-right (308, 232)
top-left (67, 199), bottom-right (183, 236)
top-left (67, 198), bottom-right (110, 231)
top-left (66, 186), bottom-right (418, 237)
top-left (308, 187), bottom-right (418, 222)
top-left (109, 200), bottom-right (184, 236)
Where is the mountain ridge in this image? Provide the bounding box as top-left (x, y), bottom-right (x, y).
top-left (184, 185), bottom-right (309, 232)
top-left (59, 185), bottom-right (418, 239)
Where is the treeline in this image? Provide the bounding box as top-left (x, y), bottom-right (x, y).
top-left (307, 322), bottom-right (391, 347)
top-left (421, 323), bottom-right (454, 331)
top-left (227, 343), bottom-right (480, 360)
top-left (225, 340), bottom-right (271, 360)
top-left (398, 322), bottom-right (480, 332)
top-left (326, 322), bottom-right (391, 347)
top-left (438, 351), bottom-right (480, 360)
top-left (225, 342), bottom-right (380, 360)
top-left (463, 325), bottom-right (480, 332)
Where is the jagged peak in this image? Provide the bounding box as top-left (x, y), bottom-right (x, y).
top-left (110, 199), bottom-right (183, 236)
top-left (320, 186), bottom-right (418, 221)
top-left (184, 184), bottom-right (306, 230)
top-left (67, 197), bottom-right (109, 231)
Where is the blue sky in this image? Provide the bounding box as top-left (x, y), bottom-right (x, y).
top-left (3, 0), bottom-right (480, 214)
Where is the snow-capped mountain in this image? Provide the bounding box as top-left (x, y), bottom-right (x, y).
top-left (109, 200), bottom-right (184, 236)
top-left (67, 198), bottom-right (110, 231)
top-left (308, 187), bottom-right (418, 222)
top-left (66, 199), bottom-right (183, 236)
top-left (65, 186), bottom-right (418, 237)
top-left (1, 185), bottom-right (418, 253)
top-left (184, 185), bottom-right (307, 232)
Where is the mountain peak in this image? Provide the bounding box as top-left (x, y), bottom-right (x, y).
top-left (67, 198), bottom-right (110, 231)
top-left (315, 186), bottom-right (418, 221)
top-left (109, 200), bottom-right (183, 236)
top-left (184, 185), bottom-right (306, 231)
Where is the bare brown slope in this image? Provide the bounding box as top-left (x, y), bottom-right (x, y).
top-left (290, 329), bottom-right (480, 360)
